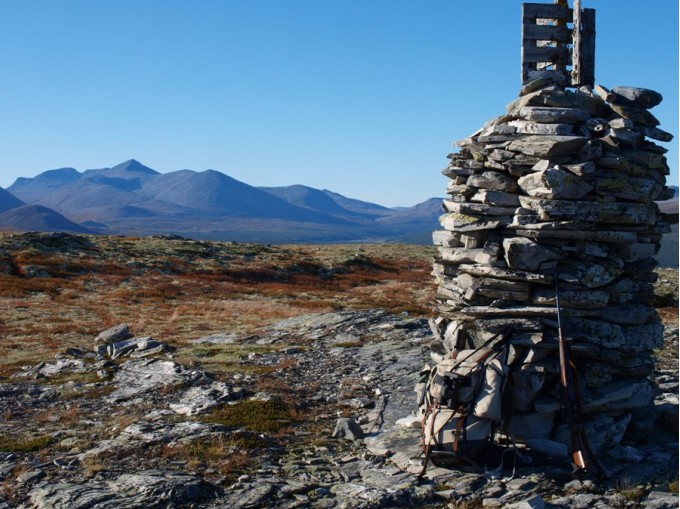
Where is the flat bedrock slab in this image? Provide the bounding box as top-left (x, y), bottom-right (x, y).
top-left (169, 381), bottom-right (239, 416)
top-left (108, 359), bottom-right (204, 402)
top-left (30, 471), bottom-right (222, 509)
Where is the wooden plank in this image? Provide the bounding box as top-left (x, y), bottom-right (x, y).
top-left (572, 0), bottom-right (583, 81)
top-left (522, 45), bottom-right (570, 63)
top-left (571, 3), bottom-right (595, 87)
top-left (521, 4), bottom-right (537, 84)
top-left (580, 8), bottom-right (596, 86)
top-left (523, 23), bottom-right (571, 42)
top-left (521, 2), bottom-right (572, 85)
top-left (525, 69), bottom-right (570, 86)
top-left (522, 3), bottom-right (571, 21)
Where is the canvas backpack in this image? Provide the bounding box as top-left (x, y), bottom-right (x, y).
top-left (416, 333), bottom-right (510, 476)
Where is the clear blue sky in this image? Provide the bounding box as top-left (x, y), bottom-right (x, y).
top-left (0, 0), bottom-right (677, 207)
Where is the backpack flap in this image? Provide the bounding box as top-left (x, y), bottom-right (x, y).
top-left (426, 350), bottom-right (488, 409)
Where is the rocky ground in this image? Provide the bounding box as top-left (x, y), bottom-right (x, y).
top-left (0, 233), bottom-right (677, 508)
top-left (0, 309), bottom-right (677, 508)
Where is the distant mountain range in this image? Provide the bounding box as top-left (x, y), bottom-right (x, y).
top-left (1, 160), bottom-right (443, 243)
top-left (1, 161), bottom-right (677, 262)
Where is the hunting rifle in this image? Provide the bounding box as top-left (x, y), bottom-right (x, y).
top-left (555, 269), bottom-right (605, 475)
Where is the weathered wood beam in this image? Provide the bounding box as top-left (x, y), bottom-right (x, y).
top-left (522, 46), bottom-right (570, 64)
top-left (521, 3), bottom-right (573, 85)
top-left (523, 3), bottom-right (571, 20)
top-left (525, 69), bottom-right (570, 86)
top-left (579, 8), bottom-right (596, 86)
top-left (523, 24), bottom-right (571, 42)
top-left (570, 0), bottom-right (595, 86)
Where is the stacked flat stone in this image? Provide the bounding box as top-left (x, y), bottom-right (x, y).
top-left (430, 80), bottom-right (674, 451)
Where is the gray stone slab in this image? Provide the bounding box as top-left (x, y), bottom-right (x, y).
top-left (518, 106), bottom-right (589, 123)
top-left (95, 324), bottom-right (132, 344)
top-left (457, 264), bottom-right (553, 284)
top-left (470, 190), bottom-right (521, 207)
top-left (561, 161), bottom-right (596, 175)
top-left (503, 237), bottom-right (563, 271)
top-left (609, 103), bottom-right (660, 126)
top-left (432, 229), bottom-right (463, 247)
top-left (597, 154), bottom-right (648, 176)
top-left (599, 304), bottom-right (656, 325)
top-left (533, 288), bottom-right (609, 309)
top-left (564, 318), bottom-right (663, 352)
top-left (508, 136), bottom-right (589, 158)
top-left (518, 196), bottom-right (657, 225)
top-left (439, 213), bottom-right (511, 232)
top-left (442, 199), bottom-right (517, 216)
top-left (640, 125), bottom-right (674, 142)
top-left (466, 171), bottom-right (518, 192)
top-left (590, 172), bottom-right (662, 202)
top-left (510, 120), bottom-right (575, 135)
top-left (577, 139), bottom-right (604, 161)
top-left (518, 168), bottom-right (593, 200)
top-left (610, 86), bottom-right (663, 109)
top-left (437, 247), bottom-right (481, 264)
top-left (608, 127), bottom-right (644, 147)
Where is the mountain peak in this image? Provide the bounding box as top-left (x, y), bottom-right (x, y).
top-left (110, 160), bottom-right (158, 175)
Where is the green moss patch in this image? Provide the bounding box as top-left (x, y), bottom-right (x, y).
top-left (0, 434), bottom-right (51, 452)
top-left (201, 399), bottom-right (296, 433)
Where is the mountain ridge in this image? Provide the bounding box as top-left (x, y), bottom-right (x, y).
top-left (3, 160), bottom-right (443, 244)
top-left (0, 186), bottom-right (25, 213)
top-left (0, 204), bottom-right (97, 234)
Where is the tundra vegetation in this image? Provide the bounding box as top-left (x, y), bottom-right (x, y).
top-left (0, 232), bottom-right (436, 376)
top-left (0, 233), bottom-right (439, 486)
top-left (0, 232), bottom-right (676, 507)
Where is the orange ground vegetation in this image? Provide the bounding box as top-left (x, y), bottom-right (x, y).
top-left (0, 234), bottom-right (438, 375)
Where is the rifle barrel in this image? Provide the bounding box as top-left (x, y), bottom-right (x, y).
top-left (555, 269), bottom-right (588, 472)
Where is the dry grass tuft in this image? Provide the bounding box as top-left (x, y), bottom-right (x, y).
top-left (161, 434), bottom-right (257, 477)
top-left (669, 479), bottom-right (679, 493)
top-left (612, 477), bottom-right (646, 503)
top-left (81, 455), bottom-right (107, 477)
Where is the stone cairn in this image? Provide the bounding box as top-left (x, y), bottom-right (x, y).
top-left (429, 80), bottom-right (674, 454)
